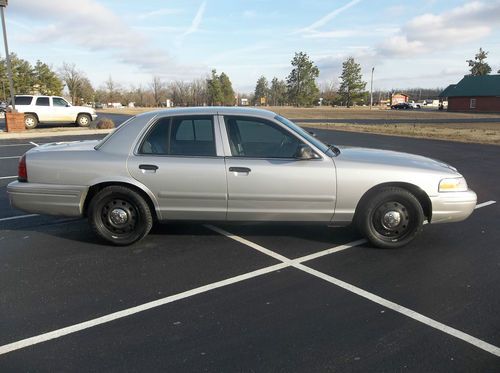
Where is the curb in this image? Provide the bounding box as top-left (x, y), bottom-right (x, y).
top-left (0, 128), bottom-right (113, 140)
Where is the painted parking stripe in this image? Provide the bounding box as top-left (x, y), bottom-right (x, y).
top-left (207, 225), bottom-right (500, 358)
top-left (0, 143), bottom-right (33, 147)
top-left (0, 237), bottom-right (366, 356)
top-left (29, 141), bottom-right (39, 147)
top-left (0, 176), bottom-right (16, 180)
top-left (475, 200), bottom-right (496, 209)
top-left (0, 214), bottom-right (39, 222)
top-left (0, 156), bottom-right (19, 160)
top-left (0, 200), bottom-right (496, 355)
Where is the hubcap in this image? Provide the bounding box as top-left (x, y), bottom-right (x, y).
top-left (80, 117), bottom-right (89, 124)
top-left (110, 208), bottom-right (128, 225)
top-left (101, 198), bottom-right (137, 235)
top-left (382, 211), bottom-right (401, 229)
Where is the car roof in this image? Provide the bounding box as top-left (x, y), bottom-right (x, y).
top-left (136, 106), bottom-right (278, 119)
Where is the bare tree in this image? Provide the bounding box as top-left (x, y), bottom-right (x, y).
top-left (59, 62), bottom-right (85, 105)
top-left (105, 76), bottom-right (121, 103)
top-left (150, 75), bottom-right (166, 107)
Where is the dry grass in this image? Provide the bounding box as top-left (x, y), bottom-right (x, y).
top-left (94, 118), bottom-right (116, 129)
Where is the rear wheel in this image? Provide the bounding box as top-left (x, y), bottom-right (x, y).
top-left (89, 186), bottom-right (153, 246)
top-left (24, 114), bottom-right (38, 129)
top-left (356, 187), bottom-right (424, 249)
top-left (76, 113), bottom-right (91, 127)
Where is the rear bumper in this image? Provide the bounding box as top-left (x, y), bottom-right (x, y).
top-left (430, 189), bottom-right (477, 224)
top-left (7, 181), bottom-right (88, 217)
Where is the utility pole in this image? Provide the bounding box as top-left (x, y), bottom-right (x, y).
top-left (0, 0), bottom-right (15, 111)
top-left (370, 67), bottom-right (374, 109)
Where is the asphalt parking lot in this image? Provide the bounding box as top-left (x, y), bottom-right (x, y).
top-left (0, 129), bottom-right (498, 371)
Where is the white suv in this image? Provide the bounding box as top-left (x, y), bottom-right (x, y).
top-left (12, 95), bottom-right (98, 129)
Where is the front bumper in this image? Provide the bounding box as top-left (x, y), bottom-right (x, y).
top-left (91, 113), bottom-right (98, 121)
top-left (7, 181), bottom-right (88, 217)
top-left (430, 189), bottom-right (477, 224)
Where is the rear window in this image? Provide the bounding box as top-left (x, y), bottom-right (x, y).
top-left (14, 96), bottom-right (33, 105)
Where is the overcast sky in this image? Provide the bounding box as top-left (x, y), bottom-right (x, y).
top-left (5, 0), bottom-right (500, 93)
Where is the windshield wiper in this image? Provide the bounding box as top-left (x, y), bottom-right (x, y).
top-left (326, 143), bottom-right (340, 156)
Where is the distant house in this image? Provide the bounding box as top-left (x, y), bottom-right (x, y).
top-left (439, 75), bottom-right (500, 112)
top-left (391, 93), bottom-right (409, 105)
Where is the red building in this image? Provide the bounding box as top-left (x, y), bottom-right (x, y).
top-left (440, 75), bottom-right (500, 113)
top-left (391, 93), bottom-right (409, 105)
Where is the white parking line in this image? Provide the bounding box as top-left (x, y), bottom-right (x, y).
top-left (0, 214), bottom-right (39, 222)
top-left (0, 200), bottom-right (496, 356)
top-left (475, 200), bottom-right (496, 209)
top-left (207, 225), bottom-right (500, 358)
top-left (29, 141), bottom-right (39, 147)
top-left (0, 143), bottom-right (32, 147)
top-left (0, 156), bottom-right (19, 160)
top-left (0, 176), bottom-right (16, 180)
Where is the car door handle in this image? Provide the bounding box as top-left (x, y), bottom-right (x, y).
top-left (229, 167), bottom-right (251, 173)
top-left (139, 164), bottom-right (159, 172)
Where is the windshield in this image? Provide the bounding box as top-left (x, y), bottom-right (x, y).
top-left (274, 115), bottom-right (335, 155)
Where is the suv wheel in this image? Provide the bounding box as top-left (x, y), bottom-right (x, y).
top-left (24, 114), bottom-right (38, 129)
top-left (76, 114), bottom-right (91, 127)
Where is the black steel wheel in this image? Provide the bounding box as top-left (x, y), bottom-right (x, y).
top-left (356, 187), bottom-right (424, 249)
top-left (89, 186), bottom-right (153, 246)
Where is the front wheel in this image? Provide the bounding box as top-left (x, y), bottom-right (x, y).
top-left (88, 186), bottom-right (153, 246)
top-left (356, 187), bottom-right (424, 249)
top-left (76, 113), bottom-right (91, 127)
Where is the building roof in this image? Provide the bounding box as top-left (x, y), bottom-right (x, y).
top-left (439, 75), bottom-right (500, 97)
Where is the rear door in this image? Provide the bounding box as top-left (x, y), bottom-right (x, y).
top-left (34, 96), bottom-right (52, 121)
top-left (221, 115), bottom-right (337, 222)
top-left (127, 115), bottom-right (227, 220)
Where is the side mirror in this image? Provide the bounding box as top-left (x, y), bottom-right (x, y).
top-left (295, 144), bottom-right (319, 160)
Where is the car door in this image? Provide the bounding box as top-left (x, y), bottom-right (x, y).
top-left (127, 114), bottom-right (227, 220)
top-left (221, 115), bottom-right (337, 222)
top-left (51, 97), bottom-right (75, 122)
top-left (34, 96), bottom-right (52, 121)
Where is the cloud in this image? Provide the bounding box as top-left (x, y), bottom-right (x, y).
top-left (296, 0), bottom-right (362, 33)
top-left (182, 1), bottom-right (207, 37)
top-left (378, 1), bottom-right (500, 57)
top-left (137, 8), bottom-right (181, 20)
top-left (8, 0), bottom-right (203, 79)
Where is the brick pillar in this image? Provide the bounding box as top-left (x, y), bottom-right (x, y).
top-left (5, 112), bottom-right (26, 132)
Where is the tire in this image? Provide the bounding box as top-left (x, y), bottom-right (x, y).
top-left (356, 187), bottom-right (424, 249)
top-left (76, 113), bottom-right (91, 127)
top-left (24, 114), bottom-right (38, 129)
top-left (88, 186), bottom-right (153, 246)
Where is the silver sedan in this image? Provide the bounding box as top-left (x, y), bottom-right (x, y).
top-left (7, 107), bottom-right (477, 248)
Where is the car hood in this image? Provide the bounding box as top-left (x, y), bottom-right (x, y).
top-left (336, 146), bottom-right (459, 174)
top-left (29, 140), bottom-right (100, 153)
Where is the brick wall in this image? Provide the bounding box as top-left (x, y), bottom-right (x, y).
top-left (448, 97), bottom-right (500, 112)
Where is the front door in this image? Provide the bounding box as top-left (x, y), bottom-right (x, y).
top-left (221, 115), bottom-right (336, 222)
top-left (128, 115), bottom-right (227, 220)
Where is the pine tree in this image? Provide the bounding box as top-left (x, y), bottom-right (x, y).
top-left (467, 48), bottom-right (492, 76)
top-left (254, 76), bottom-right (269, 105)
top-left (338, 57), bottom-right (366, 108)
top-left (286, 52), bottom-right (320, 107)
top-left (207, 69), bottom-right (223, 106)
top-left (219, 72), bottom-right (235, 106)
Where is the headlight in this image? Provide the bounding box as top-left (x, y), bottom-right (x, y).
top-left (439, 177), bottom-right (468, 192)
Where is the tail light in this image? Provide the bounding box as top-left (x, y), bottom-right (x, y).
top-left (18, 154), bottom-right (27, 182)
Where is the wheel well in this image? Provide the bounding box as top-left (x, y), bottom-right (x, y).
top-left (356, 182), bottom-right (432, 222)
top-left (83, 182), bottom-right (158, 221)
top-left (24, 112), bottom-right (39, 121)
top-left (77, 113), bottom-right (91, 119)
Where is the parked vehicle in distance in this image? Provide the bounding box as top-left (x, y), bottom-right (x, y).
top-left (10, 95), bottom-right (98, 129)
top-left (391, 102), bottom-right (413, 110)
top-left (408, 101), bottom-right (422, 109)
top-left (7, 107), bottom-right (477, 248)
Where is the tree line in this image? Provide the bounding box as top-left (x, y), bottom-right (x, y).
top-left (1, 48), bottom-right (497, 108)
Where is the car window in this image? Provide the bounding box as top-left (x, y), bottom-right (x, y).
top-left (53, 97), bottom-right (69, 107)
top-left (14, 96), bottom-right (33, 105)
top-left (224, 116), bottom-right (301, 158)
top-left (139, 116), bottom-right (216, 157)
top-left (36, 97), bottom-right (50, 106)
